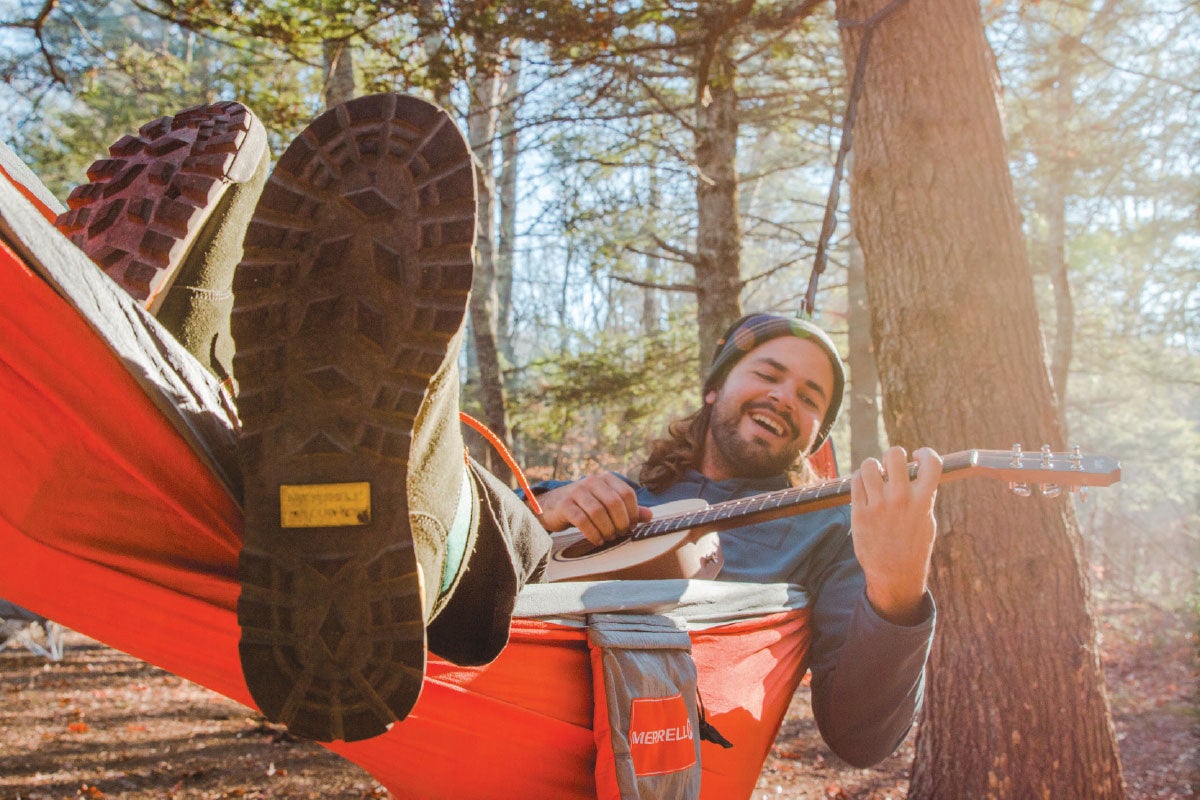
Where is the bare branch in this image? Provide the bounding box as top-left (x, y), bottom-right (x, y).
top-left (3, 0), bottom-right (68, 84)
top-left (742, 257), bottom-right (803, 285)
top-left (610, 272), bottom-right (697, 293)
top-left (649, 233), bottom-right (699, 264)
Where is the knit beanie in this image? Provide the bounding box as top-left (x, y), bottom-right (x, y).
top-left (703, 314), bottom-right (846, 450)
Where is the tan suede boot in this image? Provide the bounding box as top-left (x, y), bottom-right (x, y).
top-left (231, 93), bottom-right (479, 743)
top-left (56, 101), bottom-right (269, 381)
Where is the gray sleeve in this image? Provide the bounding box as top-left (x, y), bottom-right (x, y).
top-left (803, 523), bottom-right (935, 767)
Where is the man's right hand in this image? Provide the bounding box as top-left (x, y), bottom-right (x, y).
top-left (534, 472), bottom-right (653, 545)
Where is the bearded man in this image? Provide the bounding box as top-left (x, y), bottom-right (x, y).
top-left (531, 314), bottom-right (942, 767)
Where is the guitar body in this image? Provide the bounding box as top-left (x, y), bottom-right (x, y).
top-left (545, 499), bottom-right (725, 582)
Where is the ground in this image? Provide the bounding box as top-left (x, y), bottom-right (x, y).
top-left (1, 599), bottom-right (1195, 800)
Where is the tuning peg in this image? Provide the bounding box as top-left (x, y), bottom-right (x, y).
top-left (1010, 444), bottom-right (1024, 468)
top-left (1041, 444), bottom-right (1053, 469)
top-left (1040, 483), bottom-right (1062, 498)
top-left (1008, 482), bottom-right (1032, 497)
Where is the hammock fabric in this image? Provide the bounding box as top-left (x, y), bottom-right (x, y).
top-left (0, 160), bottom-right (827, 799)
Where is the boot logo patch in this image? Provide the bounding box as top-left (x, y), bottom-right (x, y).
top-left (280, 482), bottom-right (371, 527)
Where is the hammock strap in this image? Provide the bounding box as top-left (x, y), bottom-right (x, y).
top-left (803, 0), bottom-right (913, 316)
top-left (459, 411), bottom-right (543, 516)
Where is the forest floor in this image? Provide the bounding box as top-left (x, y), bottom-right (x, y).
top-left (1, 598), bottom-right (1195, 800)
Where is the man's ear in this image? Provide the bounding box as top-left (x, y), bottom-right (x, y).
top-left (704, 390), bottom-right (717, 405)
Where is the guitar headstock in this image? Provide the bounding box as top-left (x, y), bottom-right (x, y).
top-left (967, 444), bottom-right (1121, 496)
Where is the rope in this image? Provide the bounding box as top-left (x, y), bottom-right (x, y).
top-left (803, 0), bottom-right (913, 316)
top-left (459, 411), bottom-right (543, 516)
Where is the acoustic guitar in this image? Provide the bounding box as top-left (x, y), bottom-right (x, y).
top-left (545, 446), bottom-right (1121, 583)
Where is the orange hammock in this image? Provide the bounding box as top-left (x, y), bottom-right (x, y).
top-left (0, 163), bottom-right (829, 799)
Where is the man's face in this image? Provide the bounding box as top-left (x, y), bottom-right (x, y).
top-left (700, 336), bottom-right (835, 481)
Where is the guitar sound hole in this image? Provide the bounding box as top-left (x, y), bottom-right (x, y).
top-left (560, 537), bottom-right (622, 560)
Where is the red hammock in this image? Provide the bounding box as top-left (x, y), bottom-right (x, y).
top-left (0, 163), bottom-right (828, 799)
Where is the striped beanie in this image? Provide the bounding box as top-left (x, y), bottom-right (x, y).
top-left (703, 314), bottom-right (846, 450)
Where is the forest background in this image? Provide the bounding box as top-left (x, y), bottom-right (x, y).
top-left (0, 0), bottom-right (1196, 796)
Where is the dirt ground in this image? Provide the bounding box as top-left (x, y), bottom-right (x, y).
top-left (1, 599), bottom-right (1195, 800)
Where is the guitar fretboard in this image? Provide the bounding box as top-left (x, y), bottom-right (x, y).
top-left (630, 451), bottom-right (978, 541)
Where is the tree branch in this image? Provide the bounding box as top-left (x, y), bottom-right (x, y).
top-left (610, 272), bottom-right (697, 293)
top-left (648, 233), bottom-right (699, 264)
top-left (3, 0), bottom-right (68, 84)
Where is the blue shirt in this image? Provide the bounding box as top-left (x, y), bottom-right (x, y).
top-left (534, 469), bottom-right (935, 767)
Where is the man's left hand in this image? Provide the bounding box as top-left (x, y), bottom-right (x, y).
top-left (850, 446), bottom-right (942, 626)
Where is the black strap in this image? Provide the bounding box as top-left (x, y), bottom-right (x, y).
top-left (696, 689), bottom-right (734, 749)
top-left (803, 0), bottom-right (913, 316)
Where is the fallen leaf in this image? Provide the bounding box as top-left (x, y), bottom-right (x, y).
top-left (825, 782), bottom-right (849, 800)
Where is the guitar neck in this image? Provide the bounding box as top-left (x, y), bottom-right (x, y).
top-left (630, 448), bottom-right (1120, 541)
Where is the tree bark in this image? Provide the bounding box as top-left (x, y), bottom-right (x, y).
top-left (692, 45), bottom-right (744, 364)
top-left (847, 230), bottom-right (881, 465)
top-left (321, 39), bottom-right (355, 109)
top-left (834, 0), bottom-right (1124, 797)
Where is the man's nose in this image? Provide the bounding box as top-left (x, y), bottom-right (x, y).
top-left (767, 384), bottom-right (795, 412)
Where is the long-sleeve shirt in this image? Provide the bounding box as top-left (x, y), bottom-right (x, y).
top-left (532, 469), bottom-right (935, 767)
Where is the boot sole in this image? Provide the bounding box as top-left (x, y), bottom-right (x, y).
top-left (56, 101), bottom-right (268, 312)
top-left (231, 93), bottom-right (476, 743)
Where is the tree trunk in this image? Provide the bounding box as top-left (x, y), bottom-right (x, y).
top-left (834, 1), bottom-right (1124, 797)
top-left (417, 0), bottom-right (453, 107)
top-left (1042, 34), bottom-right (1079, 431)
top-left (692, 47), bottom-right (744, 363)
top-left (497, 49), bottom-right (521, 365)
top-left (321, 39), bottom-right (355, 109)
top-left (467, 56), bottom-right (511, 468)
top-left (847, 230), bottom-right (881, 465)
top-left (643, 163), bottom-right (662, 338)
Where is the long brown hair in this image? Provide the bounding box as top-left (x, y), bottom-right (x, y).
top-left (638, 406), bottom-right (712, 493)
top-left (638, 403), bottom-right (820, 492)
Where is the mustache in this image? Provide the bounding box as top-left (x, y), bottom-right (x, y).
top-left (746, 402), bottom-right (799, 439)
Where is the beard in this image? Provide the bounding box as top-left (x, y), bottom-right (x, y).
top-left (706, 399), bottom-right (809, 479)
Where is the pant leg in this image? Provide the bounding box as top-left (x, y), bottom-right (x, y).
top-left (425, 457), bottom-right (551, 666)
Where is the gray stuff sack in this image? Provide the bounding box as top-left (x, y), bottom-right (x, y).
top-left (587, 613), bottom-right (701, 800)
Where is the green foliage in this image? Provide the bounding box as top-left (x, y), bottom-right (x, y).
top-left (996, 0), bottom-right (1199, 602)
top-left (510, 320), bottom-right (700, 481)
top-left (1068, 334), bottom-right (1200, 599)
top-left (2, 0), bottom-right (319, 198)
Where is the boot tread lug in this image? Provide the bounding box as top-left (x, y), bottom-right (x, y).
top-left (55, 101), bottom-right (267, 311)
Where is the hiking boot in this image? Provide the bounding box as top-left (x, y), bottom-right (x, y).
top-left (231, 93), bottom-right (478, 743)
top-left (56, 101), bottom-right (269, 381)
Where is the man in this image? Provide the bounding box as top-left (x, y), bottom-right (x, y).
top-left (57, 94), bottom-right (937, 764)
top-left (530, 314), bottom-right (941, 767)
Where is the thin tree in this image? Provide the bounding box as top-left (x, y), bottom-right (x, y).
top-left (321, 37), bottom-right (356, 108)
top-left (465, 32), bottom-right (511, 452)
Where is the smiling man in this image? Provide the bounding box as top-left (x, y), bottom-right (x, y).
top-left (533, 314), bottom-right (943, 767)
top-left (37, 88), bottom-right (939, 762)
